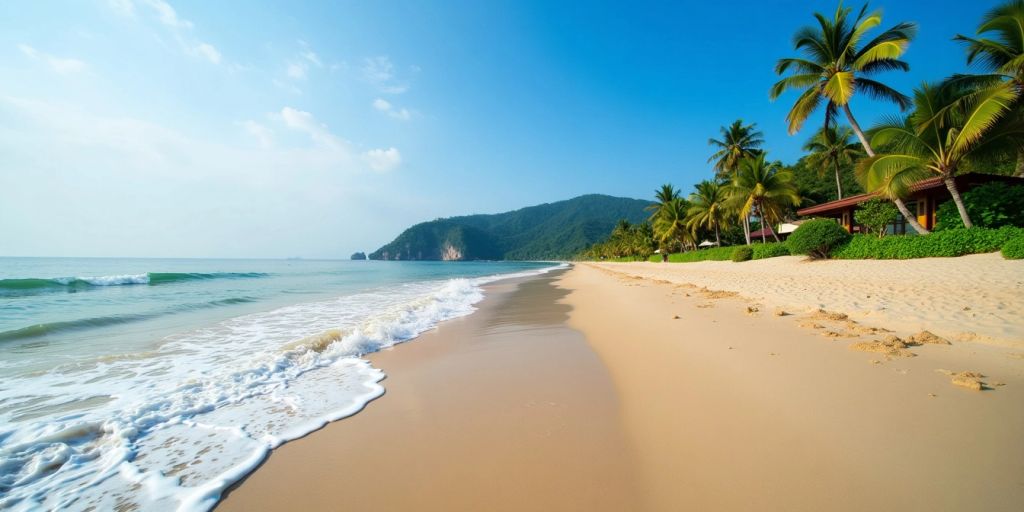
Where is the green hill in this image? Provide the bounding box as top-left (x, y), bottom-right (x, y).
top-left (369, 194), bottom-right (653, 261)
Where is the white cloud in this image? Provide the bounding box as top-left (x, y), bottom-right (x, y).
top-left (371, 97), bottom-right (412, 121)
top-left (362, 56), bottom-right (409, 94)
top-left (194, 42), bottom-right (221, 64)
top-left (142, 0), bottom-right (193, 29)
top-left (363, 147), bottom-right (401, 172)
top-left (278, 107), bottom-right (346, 149)
top-left (298, 40), bottom-right (323, 67)
top-left (240, 120), bottom-right (273, 147)
top-left (18, 44), bottom-right (87, 74)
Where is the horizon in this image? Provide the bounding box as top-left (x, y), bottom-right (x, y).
top-left (0, 0), bottom-right (1000, 258)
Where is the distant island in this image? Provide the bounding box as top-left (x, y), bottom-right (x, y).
top-left (350, 252), bottom-right (367, 260)
top-left (369, 194), bottom-right (652, 261)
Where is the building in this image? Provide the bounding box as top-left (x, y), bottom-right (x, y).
top-left (795, 174), bottom-right (1024, 234)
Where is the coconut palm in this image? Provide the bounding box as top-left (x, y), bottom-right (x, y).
top-left (856, 82), bottom-right (1023, 228)
top-left (686, 180), bottom-right (730, 246)
top-left (954, 0), bottom-right (1024, 176)
top-left (770, 3), bottom-right (927, 233)
top-left (653, 197), bottom-right (695, 253)
top-left (728, 154), bottom-right (801, 243)
top-left (802, 125), bottom-right (863, 199)
top-left (646, 183), bottom-right (680, 221)
top-left (708, 120), bottom-right (765, 180)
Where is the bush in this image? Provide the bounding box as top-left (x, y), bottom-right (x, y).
top-left (832, 226), bottom-right (1024, 259)
top-left (1001, 236), bottom-right (1024, 260)
top-left (731, 246), bottom-right (753, 262)
top-left (648, 245), bottom-right (735, 263)
top-left (787, 219), bottom-right (851, 259)
top-left (854, 198), bottom-right (899, 237)
top-left (751, 242), bottom-right (790, 259)
top-left (934, 183), bottom-right (1024, 231)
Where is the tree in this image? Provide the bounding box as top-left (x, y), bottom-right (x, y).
top-left (728, 154), bottom-right (801, 243)
top-left (708, 120), bottom-right (765, 180)
top-left (646, 183), bottom-right (680, 221)
top-left (653, 197), bottom-right (695, 253)
top-left (770, 2), bottom-right (928, 234)
top-left (686, 180), bottom-right (730, 246)
top-left (954, 0), bottom-right (1024, 177)
top-left (802, 125), bottom-right (862, 199)
top-left (708, 120), bottom-right (764, 244)
top-left (854, 198), bottom-right (899, 237)
top-left (856, 82), bottom-right (1023, 228)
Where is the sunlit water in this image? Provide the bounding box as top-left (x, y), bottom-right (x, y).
top-left (0, 258), bottom-right (560, 511)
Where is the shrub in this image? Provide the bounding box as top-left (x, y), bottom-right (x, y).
top-left (832, 226), bottom-right (1024, 259)
top-left (934, 183), bottom-right (1024, 231)
top-left (787, 219), bottom-right (851, 259)
top-left (1002, 236), bottom-right (1024, 260)
top-left (648, 245), bottom-right (735, 263)
top-left (731, 246), bottom-right (753, 262)
top-left (854, 198), bottom-right (899, 237)
top-left (751, 242), bottom-right (790, 259)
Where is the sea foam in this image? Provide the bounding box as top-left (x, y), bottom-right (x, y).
top-left (0, 264), bottom-right (564, 511)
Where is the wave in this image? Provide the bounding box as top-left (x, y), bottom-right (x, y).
top-left (0, 272), bottom-right (268, 297)
top-left (0, 297), bottom-right (259, 343)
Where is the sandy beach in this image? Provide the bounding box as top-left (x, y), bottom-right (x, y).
top-left (220, 259), bottom-right (1024, 511)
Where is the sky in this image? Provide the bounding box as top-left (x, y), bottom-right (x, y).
top-left (0, 0), bottom-right (1002, 258)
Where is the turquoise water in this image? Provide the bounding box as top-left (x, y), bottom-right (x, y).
top-left (0, 258), bottom-right (558, 511)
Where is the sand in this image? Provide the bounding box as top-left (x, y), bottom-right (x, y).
top-left (591, 253), bottom-right (1024, 347)
top-left (220, 261), bottom-right (1024, 511)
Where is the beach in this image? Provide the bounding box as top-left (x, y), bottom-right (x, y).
top-left (221, 259), bottom-right (1024, 511)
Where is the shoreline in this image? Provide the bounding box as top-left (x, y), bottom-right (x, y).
top-left (220, 261), bottom-right (1024, 511)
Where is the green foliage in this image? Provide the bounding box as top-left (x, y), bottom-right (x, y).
top-left (580, 219), bottom-right (656, 260)
top-left (370, 194), bottom-right (654, 261)
top-left (832, 226), bottom-right (1024, 259)
top-left (1002, 236), bottom-right (1024, 259)
top-left (934, 183), bottom-right (1024, 231)
top-left (854, 199), bottom-right (899, 237)
top-left (648, 246), bottom-right (735, 263)
top-left (751, 242), bottom-right (791, 259)
top-left (731, 246), bottom-right (753, 262)
top-left (787, 156), bottom-right (864, 207)
top-left (787, 219), bottom-right (851, 259)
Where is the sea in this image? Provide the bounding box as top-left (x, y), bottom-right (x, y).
top-left (0, 257), bottom-right (562, 511)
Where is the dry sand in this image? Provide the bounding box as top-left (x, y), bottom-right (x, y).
top-left (220, 261), bottom-right (1024, 511)
top-left (592, 253), bottom-right (1024, 347)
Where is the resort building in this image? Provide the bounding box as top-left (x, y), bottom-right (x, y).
top-left (795, 174), bottom-right (1024, 234)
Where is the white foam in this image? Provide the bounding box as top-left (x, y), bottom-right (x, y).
top-left (52, 274), bottom-right (150, 286)
top-left (0, 264), bottom-right (565, 511)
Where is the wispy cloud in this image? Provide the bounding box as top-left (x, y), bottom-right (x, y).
top-left (362, 56), bottom-right (410, 94)
top-left (364, 147), bottom-right (402, 172)
top-left (110, 0), bottom-right (222, 66)
top-left (283, 41), bottom-right (324, 83)
top-left (17, 44), bottom-right (87, 74)
top-left (239, 120), bottom-right (273, 147)
top-left (372, 98), bottom-right (412, 121)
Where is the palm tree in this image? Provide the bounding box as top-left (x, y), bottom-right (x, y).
top-left (770, 3), bottom-right (928, 234)
top-left (708, 120), bottom-right (765, 180)
top-left (708, 120), bottom-right (764, 244)
top-left (856, 82), bottom-right (1022, 228)
top-left (686, 180), bottom-right (730, 246)
top-left (802, 125), bottom-right (862, 199)
top-left (653, 197), bottom-right (694, 253)
top-left (646, 183), bottom-right (680, 220)
top-left (954, 0), bottom-right (1024, 177)
top-left (728, 154), bottom-right (801, 243)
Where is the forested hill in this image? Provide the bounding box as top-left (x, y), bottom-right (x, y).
top-left (369, 194), bottom-right (653, 261)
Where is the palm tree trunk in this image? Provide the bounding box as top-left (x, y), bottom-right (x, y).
top-left (843, 103), bottom-right (930, 235)
top-left (943, 176), bottom-right (973, 228)
top-left (834, 160), bottom-right (843, 199)
top-left (743, 215), bottom-right (751, 245)
top-left (715, 224), bottom-right (721, 246)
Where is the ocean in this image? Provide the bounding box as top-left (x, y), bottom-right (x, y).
top-left (0, 258), bottom-right (561, 511)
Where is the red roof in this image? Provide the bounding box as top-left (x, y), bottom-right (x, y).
top-left (795, 175), bottom-right (1022, 217)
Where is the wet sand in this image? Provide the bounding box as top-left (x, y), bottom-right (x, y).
top-left (218, 270), bottom-right (639, 511)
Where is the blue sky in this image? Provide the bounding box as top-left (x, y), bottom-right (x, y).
top-left (0, 0), bottom-right (1000, 258)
